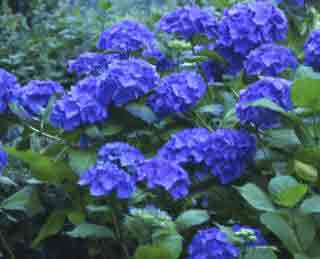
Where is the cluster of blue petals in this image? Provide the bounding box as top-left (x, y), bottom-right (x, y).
top-left (68, 52), bottom-right (120, 77)
top-left (97, 20), bottom-right (156, 55)
top-left (157, 5), bottom-right (218, 41)
top-left (188, 227), bottom-right (240, 259)
top-left (137, 158), bottom-right (191, 200)
top-left (304, 30), bottom-right (320, 71)
top-left (79, 142), bottom-right (144, 199)
top-left (147, 71), bottom-right (206, 117)
top-left (216, 1), bottom-right (288, 73)
top-left (205, 129), bottom-right (257, 184)
top-left (0, 146), bottom-right (8, 174)
top-left (0, 68), bottom-right (19, 113)
top-left (13, 80), bottom-right (64, 118)
top-left (236, 77), bottom-right (292, 129)
top-left (244, 43), bottom-right (298, 76)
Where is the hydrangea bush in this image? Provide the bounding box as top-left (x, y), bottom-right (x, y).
top-left (1, 1), bottom-right (320, 259)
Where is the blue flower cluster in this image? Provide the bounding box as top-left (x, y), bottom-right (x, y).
top-left (236, 77), bottom-right (292, 129)
top-left (0, 146), bottom-right (8, 174)
top-left (137, 158), bottom-right (191, 200)
top-left (12, 80), bottom-right (64, 118)
top-left (232, 224), bottom-right (267, 247)
top-left (68, 52), bottom-right (120, 77)
top-left (0, 68), bottom-right (19, 113)
top-left (50, 75), bottom-right (111, 131)
top-left (245, 44), bottom-right (298, 76)
top-left (205, 129), bottom-right (256, 184)
top-left (79, 142), bottom-right (144, 199)
top-left (157, 5), bottom-right (218, 41)
top-left (158, 128), bottom-right (211, 165)
top-left (106, 58), bottom-right (160, 106)
top-left (188, 227), bottom-right (239, 259)
top-left (97, 20), bottom-right (156, 55)
top-left (147, 71), bottom-right (206, 117)
top-left (216, 1), bottom-right (288, 73)
top-left (304, 30), bottom-right (320, 71)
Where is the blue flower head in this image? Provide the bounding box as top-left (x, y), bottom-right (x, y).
top-left (232, 224), bottom-right (268, 247)
top-left (107, 58), bottom-right (160, 106)
top-left (245, 43), bottom-right (298, 76)
top-left (0, 146), bottom-right (8, 174)
top-left (79, 161), bottom-right (135, 199)
top-left (157, 5), bottom-right (218, 41)
top-left (13, 80), bottom-right (64, 118)
top-left (68, 52), bottom-right (120, 77)
top-left (216, 1), bottom-right (288, 74)
top-left (137, 158), bottom-right (191, 200)
top-left (304, 30), bottom-right (320, 71)
top-left (97, 20), bottom-right (156, 55)
top-left (188, 227), bottom-right (240, 259)
top-left (236, 77), bottom-right (292, 129)
top-left (204, 129), bottom-right (256, 184)
top-left (147, 71), bottom-right (206, 117)
top-left (158, 128), bottom-right (211, 165)
top-left (0, 68), bottom-right (19, 113)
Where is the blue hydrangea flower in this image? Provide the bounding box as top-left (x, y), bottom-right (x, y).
top-left (137, 158), bottom-right (190, 200)
top-left (158, 128), bottom-right (211, 165)
top-left (147, 71), bottom-right (206, 117)
top-left (0, 146), bottom-right (8, 174)
top-left (106, 58), bottom-right (160, 106)
top-left (98, 142), bottom-right (145, 172)
top-left (245, 44), bottom-right (298, 76)
top-left (236, 77), bottom-right (292, 129)
top-left (68, 52), bottom-right (120, 77)
top-left (0, 68), bottom-right (19, 113)
top-left (157, 5), bottom-right (218, 41)
top-left (204, 129), bottom-right (256, 184)
top-left (188, 227), bottom-right (240, 259)
top-left (13, 80), bottom-right (64, 118)
top-left (78, 160), bottom-right (135, 199)
top-left (232, 225), bottom-right (268, 247)
top-left (216, 1), bottom-right (288, 74)
top-left (97, 20), bottom-right (156, 55)
top-left (304, 30), bottom-right (320, 71)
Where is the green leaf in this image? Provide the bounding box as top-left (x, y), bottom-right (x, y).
top-left (237, 183), bottom-right (276, 212)
top-left (292, 77), bottom-right (320, 109)
top-left (126, 103), bottom-right (158, 124)
top-left (0, 176), bottom-right (17, 186)
top-left (249, 98), bottom-right (287, 114)
top-left (244, 247), bottom-right (278, 259)
top-left (32, 210), bottom-right (67, 247)
top-left (263, 129), bottom-right (300, 149)
top-left (294, 214), bottom-right (316, 251)
top-left (134, 245), bottom-right (174, 259)
top-left (68, 149), bottom-right (96, 175)
top-left (101, 121), bottom-right (124, 136)
top-left (4, 147), bottom-right (75, 183)
top-left (67, 210), bottom-right (86, 225)
top-left (98, 0), bottom-right (112, 10)
top-left (167, 39), bottom-right (192, 51)
top-left (66, 223), bottom-right (115, 239)
top-left (268, 176), bottom-right (308, 208)
top-left (175, 210), bottom-right (209, 231)
top-left (152, 229), bottom-right (183, 259)
top-left (300, 195), bottom-right (320, 214)
top-left (294, 160), bottom-right (318, 183)
top-left (0, 186), bottom-right (43, 216)
top-left (260, 212), bottom-right (303, 254)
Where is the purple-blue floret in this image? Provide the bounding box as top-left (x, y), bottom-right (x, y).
top-left (147, 71), bottom-right (206, 117)
top-left (97, 20), bottom-right (156, 55)
top-left (188, 227), bottom-right (240, 259)
top-left (304, 30), bottom-right (320, 71)
top-left (245, 44), bottom-right (298, 76)
top-left (204, 129), bottom-right (256, 184)
top-left (13, 80), bottom-right (64, 117)
top-left (137, 158), bottom-right (191, 200)
top-left (106, 58), bottom-right (160, 106)
top-left (68, 52), bottom-right (120, 77)
top-left (236, 77), bottom-right (292, 129)
top-left (0, 146), bottom-right (8, 174)
top-left (78, 160), bottom-right (135, 199)
top-left (157, 5), bottom-right (218, 41)
top-left (0, 68), bottom-right (19, 113)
